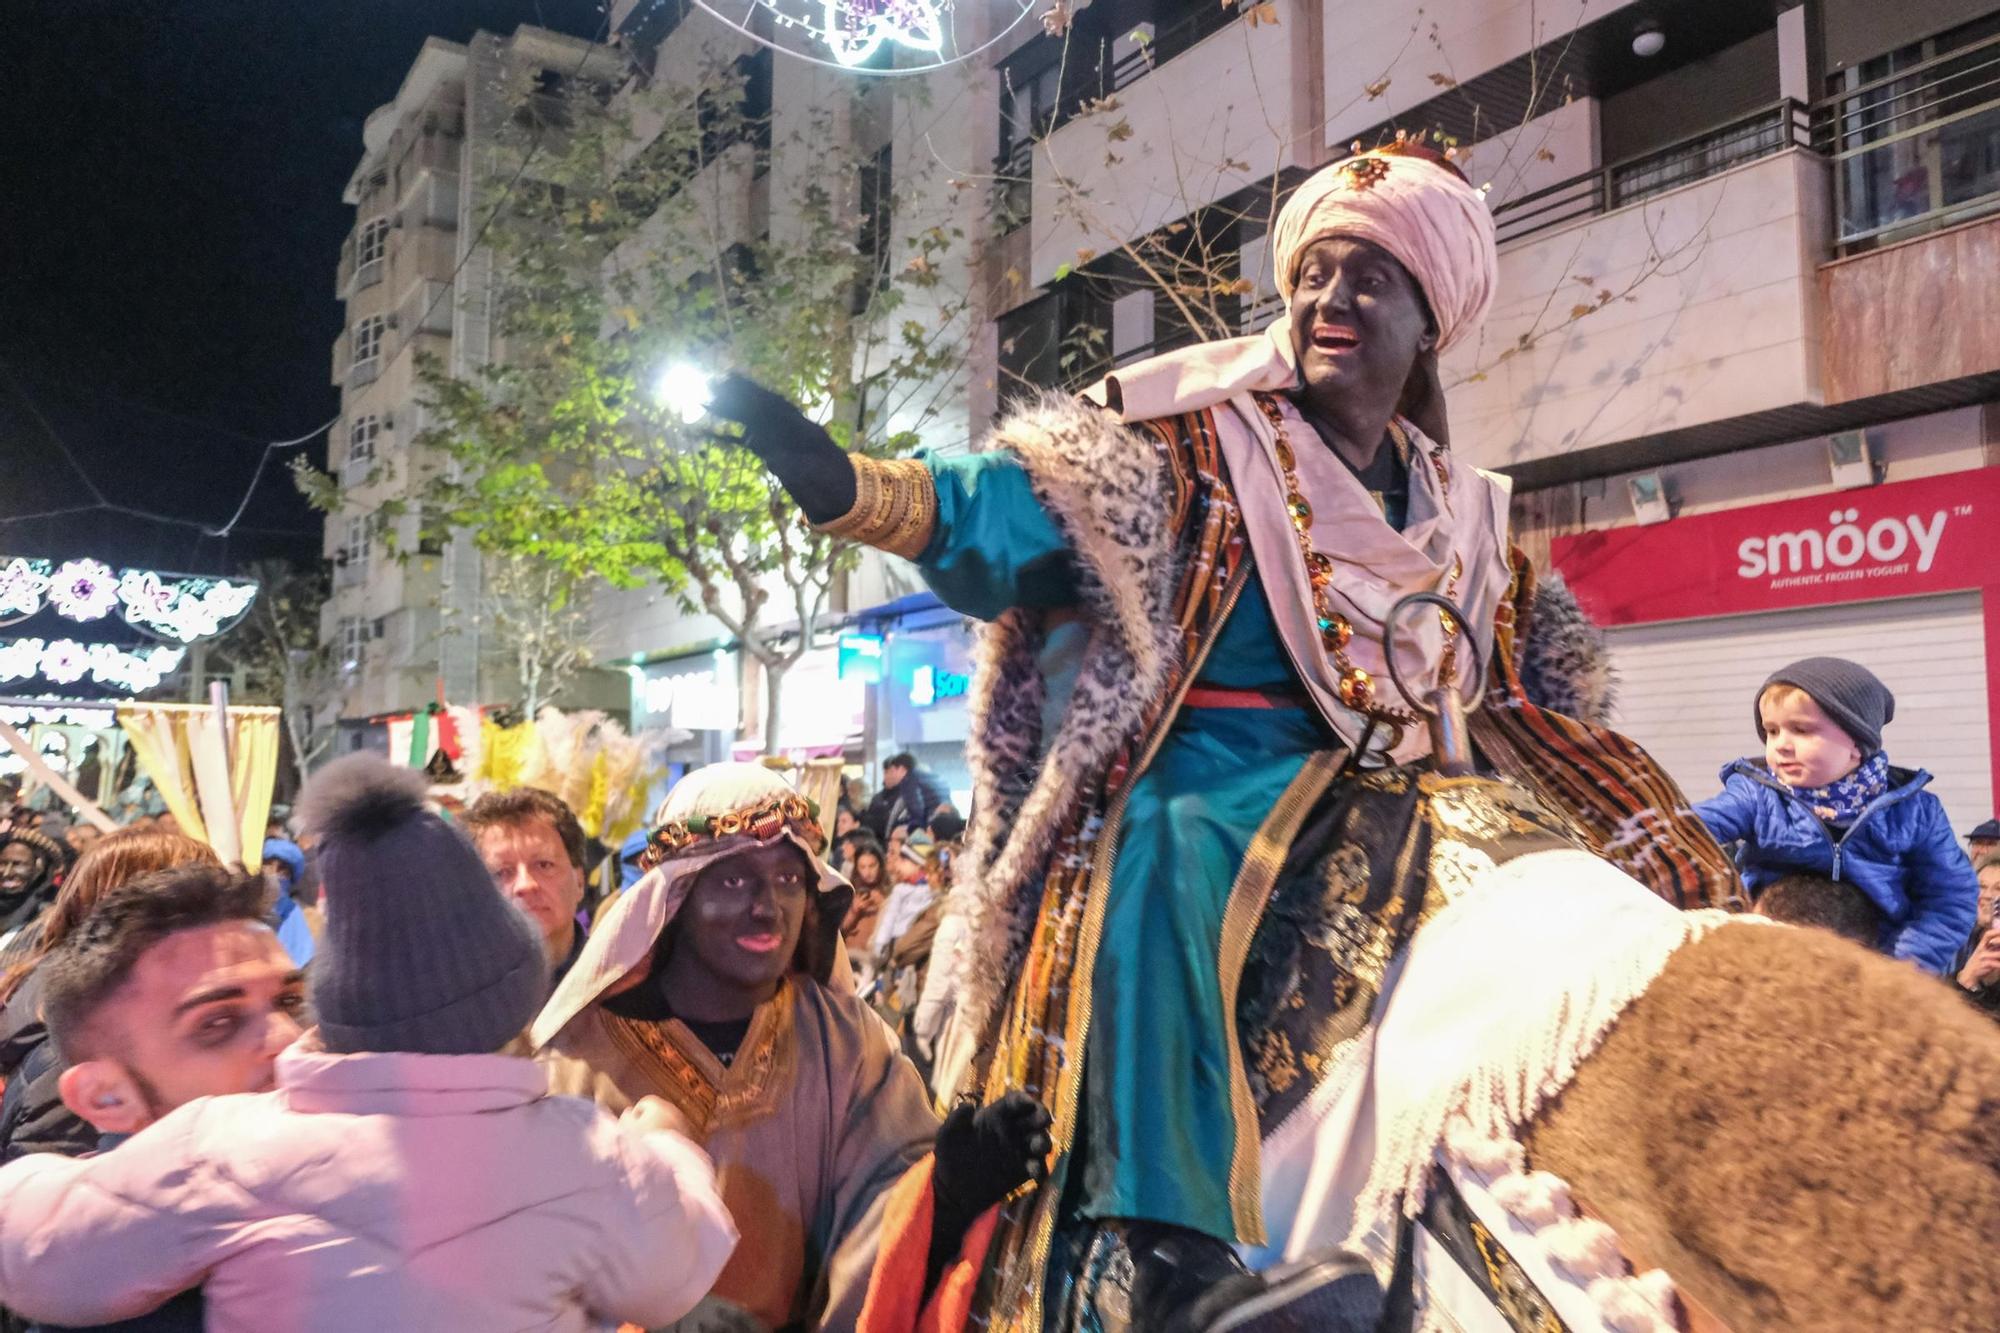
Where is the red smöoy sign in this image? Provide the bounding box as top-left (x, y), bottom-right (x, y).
top-left (1551, 466), bottom-right (2000, 628)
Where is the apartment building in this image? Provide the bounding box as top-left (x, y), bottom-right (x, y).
top-left (587, 0), bottom-right (994, 794)
top-left (990, 0), bottom-right (2000, 827)
top-left (565, 0), bottom-right (2000, 821)
top-left (322, 26), bottom-right (625, 748)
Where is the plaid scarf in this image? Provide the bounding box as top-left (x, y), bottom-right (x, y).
top-left (1783, 750), bottom-right (1890, 825)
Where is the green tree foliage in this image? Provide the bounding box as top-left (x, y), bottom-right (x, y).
top-left (406, 58), bottom-right (970, 746)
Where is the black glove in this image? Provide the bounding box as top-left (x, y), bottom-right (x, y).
top-left (706, 374), bottom-right (856, 524)
top-left (927, 1091), bottom-right (1052, 1286)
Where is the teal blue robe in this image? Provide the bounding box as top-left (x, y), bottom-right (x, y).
top-left (920, 450), bottom-right (1328, 1242)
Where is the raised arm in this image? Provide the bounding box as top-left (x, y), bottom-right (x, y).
top-left (708, 374), bottom-right (1078, 620)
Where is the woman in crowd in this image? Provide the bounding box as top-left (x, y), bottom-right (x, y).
top-left (843, 836), bottom-right (889, 958)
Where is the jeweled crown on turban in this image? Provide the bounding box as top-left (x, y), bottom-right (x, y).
top-left (1271, 139), bottom-right (1498, 354)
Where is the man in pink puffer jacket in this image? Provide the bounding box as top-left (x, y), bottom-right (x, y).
top-left (0, 757), bottom-right (738, 1332)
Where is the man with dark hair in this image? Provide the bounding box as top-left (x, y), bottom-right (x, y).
top-left (1751, 873), bottom-right (1885, 946)
top-left (464, 788), bottom-right (591, 984)
top-left (864, 752), bottom-right (948, 845)
top-left (18, 863), bottom-right (306, 1333)
top-left (40, 865), bottom-right (305, 1132)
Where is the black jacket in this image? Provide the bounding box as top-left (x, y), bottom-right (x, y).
top-left (864, 767), bottom-right (949, 844)
top-left (0, 968), bottom-right (93, 1164)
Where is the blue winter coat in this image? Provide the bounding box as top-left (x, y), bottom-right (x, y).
top-left (1693, 758), bottom-right (1978, 975)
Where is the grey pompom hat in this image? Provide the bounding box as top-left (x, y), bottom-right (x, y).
top-left (297, 755), bottom-right (547, 1055)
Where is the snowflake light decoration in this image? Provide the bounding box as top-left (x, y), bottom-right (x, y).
top-left (117, 571), bottom-right (258, 643)
top-left (0, 553), bottom-right (257, 642)
top-left (0, 638), bottom-right (42, 681)
top-left (38, 639), bottom-right (90, 685)
top-left (672, 0), bottom-right (1032, 74)
top-left (0, 637), bottom-right (186, 694)
top-left (0, 559), bottom-right (49, 620)
top-left (47, 560), bottom-right (119, 621)
top-left (820, 0), bottom-right (942, 64)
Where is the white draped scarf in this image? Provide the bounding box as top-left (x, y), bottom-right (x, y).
top-left (1085, 321), bottom-right (1512, 765)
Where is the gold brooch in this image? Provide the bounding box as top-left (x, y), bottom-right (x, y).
top-left (1343, 156), bottom-right (1391, 191)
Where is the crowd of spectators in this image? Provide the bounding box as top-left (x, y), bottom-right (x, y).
top-left (0, 674), bottom-right (1992, 1328)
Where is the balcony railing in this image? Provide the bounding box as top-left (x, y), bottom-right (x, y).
top-left (1813, 27), bottom-right (2000, 254)
top-left (1491, 99), bottom-right (1813, 248)
top-left (993, 0), bottom-right (1250, 217)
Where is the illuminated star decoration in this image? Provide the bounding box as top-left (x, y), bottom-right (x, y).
top-left (47, 559), bottom-right (120, 621)
top-left (819, 0), bottom-right (942, 64)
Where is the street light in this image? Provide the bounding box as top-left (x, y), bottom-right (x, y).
top-left (654, 363), bottom-right (715, 425)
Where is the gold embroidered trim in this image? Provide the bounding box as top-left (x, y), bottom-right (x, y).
top-left (1217, 750), bottom-right (1345, 1245)
top-left (813, 455), bottom-right (938, 560)
top-left (641, 792), bottom-right (822, 865)
top-left (603, 978), bottom-right (797, 1139)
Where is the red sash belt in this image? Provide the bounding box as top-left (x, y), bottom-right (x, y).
top-left (1182, 685), bottom-right (1310, 710)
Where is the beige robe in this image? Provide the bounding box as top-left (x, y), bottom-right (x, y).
top-left (540, 976), bottom-right (938, 1332)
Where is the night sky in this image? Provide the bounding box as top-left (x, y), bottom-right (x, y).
top-left (0, 0), bottom-right (606, 577)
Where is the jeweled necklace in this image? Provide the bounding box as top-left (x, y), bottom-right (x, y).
top-left (1253, 394), bottom-right (1463, 729)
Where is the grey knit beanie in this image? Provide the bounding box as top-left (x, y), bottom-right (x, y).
top-left (296, 755), bottom-right (546, 1055)
top-left (1758, 657), bottom-right (1895, 756)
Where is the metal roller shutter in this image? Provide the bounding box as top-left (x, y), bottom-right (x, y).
top-left (1603, 592), bottom-right (1993, 832)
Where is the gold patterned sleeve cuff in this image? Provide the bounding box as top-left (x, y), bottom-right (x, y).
top-left (812, 455), bottom-right (939, 561)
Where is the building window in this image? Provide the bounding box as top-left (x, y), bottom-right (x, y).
top-left (337, 616), bottom-right (368, 669)
top-left (1824, 14), bottom-right (2000, 252)
top-left (698, 49), bottom-right (774, 164)
top-left (996, 282), bottom-right (1110, 404)
top-left (357, 217), bottom-right (390, 268)
top-left (1110, 289), bottom-right (1155, 365)
top-left (351, 315), bottom-right (385, 369)
top-left (854, 144), bottom-right (893, 313)
top-left (619, 0), bottom-right (690, 76)
top-left (347, 414), bottom-right (381, 466)
top-left (340, 508), bottom-right (376, 580)
top-left (996, 0), bottom-right (1245, 171)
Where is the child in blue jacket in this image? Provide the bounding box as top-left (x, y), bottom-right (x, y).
top-left (1693, 656), bottom-right (1977, 975)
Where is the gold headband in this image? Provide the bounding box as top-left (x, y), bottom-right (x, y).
top-left (637, 792), bottom-right (824, 870)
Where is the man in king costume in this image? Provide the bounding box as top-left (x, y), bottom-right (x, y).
top-left (714, 145), bottom-right (2000, 1332)
top-left (532, 763), bottom-right (1050, 1332)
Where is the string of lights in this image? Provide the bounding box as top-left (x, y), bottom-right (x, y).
top-left (0, 8), bottom-right (620, 554)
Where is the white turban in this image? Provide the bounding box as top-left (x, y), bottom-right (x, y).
top-left (1270, 145), bottom-right (1498, 354)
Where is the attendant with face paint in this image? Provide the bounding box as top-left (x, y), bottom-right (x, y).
top-left (534, 763), bottom-right (1048, 1333)
top-left (0, 830), bottom-right (69, 975)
